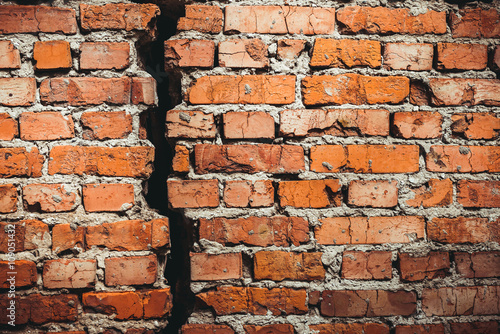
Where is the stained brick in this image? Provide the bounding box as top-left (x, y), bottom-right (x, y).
top-left (455, 251), bottom-right (500, 278)
top-left (167, 179), bottom-right (219, 208)
top-left (80, 42), bottom-right (130, 70)
top-left (131, 77), bottom-right (157, 105)
top-left (0, 220), bottom-right (50, 253)
top-left (383, 43), bottom-right (433, 71)
top-left (406, 179), bottom-right (453, 208)
top-left (277, 39), bottom-right (306, 60)
top-left (311, 39), bottom-right (381, 68)
top-left (0, 260), bottom-right (36, 288)
top-left (310, 324), bottom-right (390, 334)
top-left (43, 259), bottom-right (96, 289)
top-left (254, 251), bottom-right (325, 281)
top-left (105, 255), bottom-right (157, 286)
top-left (0, 41), bottom-right (21, 68)
top-left (244, 324), bottom-right (294, 334)
top-left (395, 324), bottom-right (445, 334)
top-left (278, 180), bottom-right (341, 208)
top-left (450, 8), bottom-right (500, 38)
top-left (451, 113), bottom-right (500, 140)
top-left (457, 180), bottom-right (500, 208)
top-left (33, 41), bottom-right (72, 70)
top-left (166, 110), bottom-right (216, 138)
top-left (0, 113), bottom-right (18, 140)
top-left (23, 184), bottom-right (78, 212)
top-left (182, 324), bottom-right (234, 334)
top-left (341, 251), bottom-right (392, 280)
top-left (0, 184), bottom-right (17, 213)
top-left (224, 180), bottom-right (274, 208)
top-left (172, 145), bottom-right (190, 173)
top-left (52, 223), bottom-right (85, 253)
top-left (164, 39), bottom-right (215, 69)
top-left (399, 252), bottom-right (450, 281)
top-left (83, 183), bottom-right (134, 212)
top-left (450, 322), bottom-right (499, 334)
top-left (0, 78), bottom-right (36, 106)
top-left (219, 39), bottom-right (268, 68)
top-left (81, 111), bottom-right (132, 140)
top-left (86, 220), bottom-right (151, 251)
top-left (191, 253), bottom-right (242, 281)
top-left (427, 217), bottom-right (499, 244)
top-left (426, 145), bottom-right (500, 173)
top-left (429, 78), bottom-right (500, 106)
top-left (177, 5), bottom-right (223, 33)
top-left (391, 112), bottom-right (442, 139)
top-left (348, 180), bottom-right (398, 208)
top-left (0, 6), bottom-right (77, 34)
top-left (223, 111), bottom-right (275, 139)
top-left (437, 43), bottom-right (488, 70)
top-left (20, 112), bottom-right (74, 140)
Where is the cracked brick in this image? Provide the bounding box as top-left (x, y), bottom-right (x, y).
top-left (254, 251), bottom-right (325, 281)
top-left (43, 259), bottom-right (96, 289)
top-left (399, 252), bottom-right (450, 281)
top-left (426, 145), bottom-right (500, 173)
top-left (310, 39), bottom-right (381, 68)
top-left (429, 78), bottom-right (500, 106)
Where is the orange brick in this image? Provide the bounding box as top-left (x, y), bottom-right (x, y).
top-left (450, 8), bottom-right (500, 38)
top-left (20, 112), bottom-right (74, 140)
top-left (166, 110), bottom-right (216, 138)
top-left (254, 251), bottom-right (325, 281)
top-left (429, 78), bottom-right (500, 106)
top-left (172, 145), bottom-right (190, 172)
top-left (177, 5), bottom-right (223, 33)
top-left (0, 41), bottom-right (20, 69)
top-left (437, 43), bottom-right (488, 70)
top-left (0, 184), bottom-right (17, 213)
top-left (81, 111), bottom-right (132, 140)
top-left (195, 144), bottom-right (304, 174)
top-left (348, 180), bottom-right (398, 208)
top-left (451, 113), bottom-right (500, 140)
top-left (458, 180), bottom-right (500, 208)
top-left (80, 42), bottom-right (130, 70)
top-left (395, 325), bottom-right (445, 334)
top-left (0, 260), bottom-right (36, 288)
top-left (223, 112), bottom-right (275, 139)
top-left (191, 253), bottom-right (242, 281)
top-left (182, 324), bottom-right (234, 334)
top-left (280, 109), bottom-right (389, 137)
top-left (86, 220), bottom-right (151, 251)
top-left (0, 6), bottom-right (77, 34)
top-left (225, 6), bottom-right (335, 35)
top-left (131, 77), bottom-right (156, 105)
top-left (151, 218), bottom-right (170, 249)
top-left (0, 220), bottom-right (50, 253)
top-left (219, 39), bottom-right (268, 68)
top-left (427, 217), bottom-right (499, 244)
top-left (277, 39), bottom-right (306, 60)
top-left (341, 251), bottom-right (392, 280)
top-left (426, 145), bottom-right (500, 172)
top-left (409, 80), bottom-right (430, 105)
top-left (383, 43), bottom-right (433, 71)
top-left (245, 324), bottom-right (294, 334)
top-left (23, 184), bottom-right (78, 213)
top-left (302, 74), bottom-right (409, 105)
top-left (33, 41), bottom-right (71, 70)
top-left (455, 251), bottom-right (500, 278)
top-left (315, 216), bottom-right (425, 245)
top-left (406, 179), bottom-right (452, 208)
top-left (399, 252), bottom-right (450, 281)
top-left (337, 6), bottom-right (446, 34)
top-left (83, 183), bottom-right (134, 212)
top-left (0, 147), bottom-right (44, 178)
top-left (43, 259), bottom-right (96, 289)
top-left (310, 324), bottom-right (390, 334)
top-left (450, 322), bottom-right (499, 334)
top-left (0, 78), bottom-right (36, 106)
top-left (142, 288), bottom-right (174, 318)
top-left (52, 223), bottom-right (85, 253)
top-left (105, 255), bottom-right (157, 286)
top-left (278, 180), bottom-right (341, 208)
top-left (164, 39), bottom-right (215, 69)
top-left (167, 179), bottom-right (219, 208)
top-left (392, 112), bottom-right (442, 139)
top-left (0, 113), bottom-right (18, 140)
top-left (311, 39), bottom-right (381, 68)
top-left (83, 291), bottom-right (141, 320)
top-left (224, 180), bottom-right (274, 208)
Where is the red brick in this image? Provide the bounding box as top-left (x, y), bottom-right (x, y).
top-left (219, 39), bottom-right (268, 68)
top-left (427, 217), bottom-right (499, 244)
top-left (451, 113), bottom-right (500, 140)
top-left (131, 77), bottom-right (156, 105)
top-left (195, 144), bottom-right (304, 174)
top-left (0, 147), bottom-right (44, 178)
top-left (493, 46), bottom-right (500, 71)
top-left (182, 324), bottom-right (235, 334)
top-left (188, 75), bottom-right (295, 105)
top-left (224, 180), bottom-right (274, 208)
top-left (191, 253), bottom-right (242, 281)
top-left (0, 6), bottom-right (77, 34)
top-left (310, 144), bottom-right (419, 173)
top-left (23, 184), bottom-right (78, 213)
top-left (0, 184), bottom-right (17, 213)
top-left (341, 251), bottom-right (392, 280)
top-left (410, 81), bottom-right (430, 105)
top-left (399, 252), bottom-right (450, 281)
top-left (423, 286), bottom-right (500, 316)
top-left (0, 293), bottom-right (30, 325)
top-left (450, 9), bottom-right (500, 38)
top-left (429, 78), bottom-right (500, 106)
top-left (455, 251), bottom-right (500, 278)
top-left (406, 179), bottom-right (452, 208)
top-left (142, 288), bottom-right (173, 318)
top-left (0, 260), bottom-right (36, 288)
top-left (20, 112), bottom-right (74, 140)
top-left (0, 220), bottom-right (50, 253)
top-left (225, 6), bottom-right (335, 35)
top-left (254, 251), bottom-right (325, 281)
top-left (105, 255), bottom-right (157, 286)
top-left (80, 42), bottom-right (130, 70)
top-left (43, 259), bottom-right (96, 289)
top-left (33, 41), bottom-right (71, 70)
top-left (0, 41), bottom-right (20, 69)
top-left (426, 145), bottom-right (500, 173)
top-left (197, 287), bottom-right (307, 315)
top-left (81, 111), bottom-right (132, 140)
top-left (0, 78), bottom-right (36, 106)
top-left (302, 74), bottom-right (409, 105)
top-left (280, 109), bottom-right (389, 137)
top-left (311, 38), bottom-right (381, 68)
top-left (167, 179), bottom-right (219, 208)
top-left (277, 39), bottom-right (306, 60)
top-left (383, 43), bottom-right (433, 71)
top-left (151, 218), bottom-right (170, 249)
top-left (199, 216), bottom-right (309, 247)
top-left (278, 180), bottom-right (341, 208)
top-left (437, 43), bottom-right (488, 70)
top-left (310, 324), bottom-right (390, 334)
top-left (83, 183), bottom-right (134, 212)
top-left (48, 146), bottom-right (154, 177)
top-left (165, 39), bottom-right (215, 69)
top-left (0, 113), bottom-right (18, 140)
top-left (337, 6), bottom-right (446, 34)
top-left (29, 294), bottom-right (79, 324)
top-left (458, 180), bottom-right (499, 208)
top-left (450, 322), bottom-right (499, 334)
top-left (86, 220), bottom-right (151, 251)
top-left (392, 112), bottom-right (442, 139)
top-left (177, 5), bottom-right (223, 33)
top-left (224, 112), bottom-right (275, 139)
top-left (244, 324), bottom-right (294, 334)
top-left (316, 216), bottom-right (425, 245)
top-left (321, 290), bottom-right (416, 317)
top-left (80, 3), bottom-right (160, 35)
top-left (395, 324), bottom-right (445, 334)
top-left (172, 145), bottom-right (190, 173)
top-left (166, 110), bottom-right (216, 138)
top-left (52, 223), bottom-right (85, 253)
top-left (348, 180), bottom-right (398, 208)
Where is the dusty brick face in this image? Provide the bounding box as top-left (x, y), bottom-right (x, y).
top-left (182, 324), bottom-right (235, 334)
top-left (451, 113), bottom-right (500, 140)
top-left (383, 43), bottom-right (433, 71)
top-left (427, 217), bottom-right (499, 244)
top-left (224, 180), bottom-right (274, 208)
top-left (0, 220), bottom-right (50, 253)
top-left (310, 39), bottom-right (381, 68)
top-left (310, 324), bottom-right (390, 334)
top-left (0, 260), bottom-right (36, 288)
top-left (244, 324), bottom-right (294, 334)
top-left (23, 184), bottom-right (79, 213)
top-left (164, 39), bottom-right (215, 69)
top-left (82, 183), bottom-right (134, 212)
top-left (429, 78), bottom-right (500, 106)
top-left (33, 41), bottom-right (72, 70)
top-left (0, 40), bottom-right (21, 68)
top-left (86, 220), bottom-right (152, 251)
top-left (437, 43), bottom-right (488, 70)
top-left (105, 255), bottom-right (157, 286)
top-left (172, 145), bottom-right (190, 173)
top-left (191, 253), bottom-right (242, 281)
top-left (395, 325), bottom-right (445, 334)
top-left (223, 112), bottom-right (275, 139)
top-left (81, 111), bottom-right (132, 140)
top-left (457, 180), bottom-right (500, 208)
top-left (455, 251), bottom-right (500, 278)
top-left (43, 259), bottom-right (96, 289)
top-left (0, 113), bottom-right (18, 140)
top-left (0, 78), bottom-right (36, 106)
top-left (426, 145), bottom-right (500, 173)
top-left (399, 252), bottom-right (450, 281)
top-left (219, 39), bottom-right (268, 68)
top-left (19, 112), bottom-right (74, 140)
top-left (80, 42), bottom-right (130, 70)
top-left (348, 180), bottom-right (398, 208)
top-left (391, 112), bottom-right (442, 139)
top-left (450, 8), bottom-right (500, 38)
top-left (278, 180), bottom-right (341, 208)
top-left (0, 6), bottom-right (77, 34)
top-left (166, 110), bottom-right (216, 138)
top-left (277, 39), bottom-right (306, 60)
top-left (254, 251), bottom-right (325, 281)
top-left (131, 77), bottom-right (156, 105)
top-left (406, 179), bottom-right (453, 208)
top-left (177, 5), bottom-right (223, 33)
top-left (341, 251), bottom-right (392, 280)
top-left (167, 179), bottom-right (219, 208)
top-left (52, 223), bottom-right (85, 253)
top-left (0, 184), bottom-right (17, 213)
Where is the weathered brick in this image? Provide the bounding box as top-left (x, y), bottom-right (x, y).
top-left (455, 251), bottom-right (500, 278)
top-left (0, 41), bottom-right (21, 69)
top-left (0, 113), bottom-right (18, 140)
top-left (450, 8), bottom-right (500, 38)
top-left (191, 253), bottom-right (242, 281)
top-left (383, 43), bottom-right (433, 71)
top-left (410, 80), bottom-right (430, 105)
top-left (451, 113), bottom-right (500, 140)
top-left (195, 144), bottom-right (304, 174)
top-left (337, 6), bottom-right (446, 34)
top-left (0, 6), bottom-right (77, 34)
top-left (348, 180), bottom-right (398, 208)
top-left (224, 111), bottom-right (275, 139)
top-left (225, 6), bottom-right (335, 35)
top-left (48, 146), bottom-right (154, 177)
top-left (28, 294), bottom-right (79, 324)
top-left (321, 290), bottom-right (416, 317)
top-left (43, 259), bottom-right (96, 289)
top-left (310, 324), bottom-right (390, 334)
top-left (0, 220), bottom-right (50, 253)
top-left (399, 252), bottom-right (450, 281)
top-left (199, 216), bottom-right (309, 247)
top-left (0, 184), bottom-right (17, 213)
top-left (0, 293), bottom-right (30, 325)
top-left (429, 78), bottom-right (500, 106)
top-left (52, 223), bottom-right (85, 253)
top-left (187, 75), bottom-right (295, 105)
top-left (83, 183), bottom-right (134, 212)
top-left (254, 251), bottom-right (325, 281)
top-left (219, 39), bottom-right (268, 68)
top-left (493, 46), bottom-right (500, 71)
top-left (177, 5), bottom-right (223, 33)
top-left (151, 218), bottom-right (170, 249)
top-left (0, 147), bottom-right (44, 178)
top-left (224, 180), bottom-right (274, 208)
top-left (395, 324), bottom-right (445, 334)
top-left (166, 110), bottom-right (216, 138)
top-left (244, 324), bottom-right (294, 334)
top-left (0, 78), bottom-right (36, 106)
top-left (86, 220), bottom-right (151, 251)
top-left (391, 112), bottom-right (442, 139)
top-left (142, 288), bottom-right (174, 318)
top-left (20, 112), bottom-right (74, 140)
top-left (131, 77), bottom-right (156, 105)
top-left (457, 180), bottom-right (500, 208)
top-left (164, 39), bottom-right (215, 69)
top-left (23, 184), bottom-right (78, 212)
top-left (33, 41), bottom-right (72, 70)
top-left (316, 216), bottom-right (425, 245)
top-left (80, 42), bottom-right (130, 70)
top-left (182, 324), bottom-right (235, 334)
top-left (406, 179), bottom-right (453, 208)
top-left (341, 251), bottom-right (392, 280)
top-left (81, 111), bottom-right (132, 140)
top-left (427, 217), bottom-right (499, 244)
top-left (105, 255), bottom-right (157, 286)
top-left (302, 74), bottom-right (409, 105)
top-left (0, 260), bottom-right (36, 288)
top-left (167, 179), bottom-right (219, 208)
top-left (310, 145), bottom-right (419, 173)
top-left (450, 322), bottom-right (499, 334)
top-left (277, 39), bottom-right (306, 60)
top-left (278, 180), bottom-right (341, 208)
top-left (311, 39), bottom-right (381, 68)
top-left (280, 109), bottom-right (389, 137)
top-left (437, 43), bottom-right (488, 70)
top-left (426, 145), bottom-right (500, 173)
top-left (172, 145), bottom-right (190, 173)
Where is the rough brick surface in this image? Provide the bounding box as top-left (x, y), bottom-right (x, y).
top-left (105, 255), bottom-right (157, 286)
top-left (0, 6), bottom-right (77, 34)
top-left (0, 184), bottom-right (17, 213)
top-left (20, 112), bottom-right (74, 140)
top-left (0, 260), bottom-right (36, 288)
top-left (254, 251), bottom-right (325, 281)
top-left (166, 110), bottom-right (216, 138)
top-left (437, 43), bottom-right (488, 70)
top-left (0, 113), bottom-right (18, 140)
top-left (43, 259), bottom-right (96, 289)
top-left (277, 39), bottom-right (306, 60)
top-left (348, 180), bottom-right (398, 208)
top-left (33, 41), bottom-right (72, 70)
top-left (457, 180), bottom-right (500, 208)
top-left (172, 145), bottom-right (190, 173)
top-left (310, 39), bottom-right (381, 68)
top-left (0, 40), bottom-right (21, 69)
top-left (399, 252), bottom-right (450, 281)
top-left (52, 223), bottom-right (85, 253)
top-left (165, 39), bottom-right (215, 68)
top-left (383, 43), bottom-right (433, 71)
top-left (81, 111), bottom-right (132, 140)
top-left (0, 147), bottom-right (44, 178)
top-left (83, 183), bottom-right (134, 212)
top-left (224, 180), bottom-right (274, 207)
top-left (429, 78), bottom-right (500, 106)
top-left (86, 220), bottom-right (152, 251)
top-left (167, 179), bottom-right (219, 208)
top-left (278, 180), bottom-right (341, 208)
top-left (406, 179), bottom-right (453, 208)
top-left (450, 8), bottom-right (500, 38)
top-left (310, 324), bottom-right (390, 334)
top-left (23, 183), bottom-right (78, 212)
top-left (391, 112), bottom-right (442, 139)
top-left (427, 217), bottom-right (499, 244)
top-left (455, 251), bottom-right (500, 278)
top-left (177, 5), bottom-right (223, 33)
top-left (451, 113), bottom-right (500, 140)
top-left (341, 251), bottom-right (392, 280)
top-left (80, 42), bottom-right (130, 70)
top-left (219, 39), bottom-right (268, 68)
top-left (223, 111), bottom-right (275, 139)
top-left (0, 78), bottom-right (36, 106)
top-left (426, 145), bottom-right (500, 173)
top-left (191, 253), bottom-right (242, 281)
